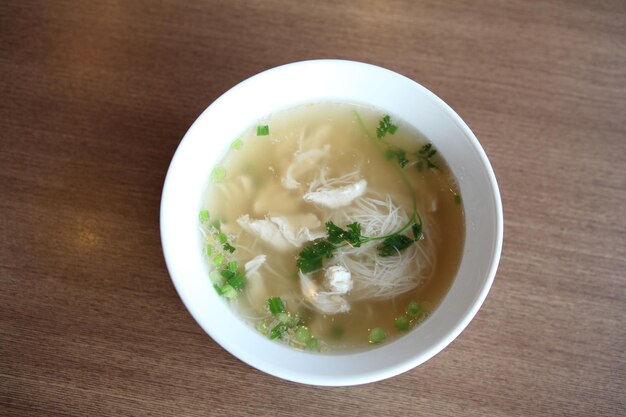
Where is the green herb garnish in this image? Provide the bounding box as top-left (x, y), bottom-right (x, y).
top-left (231, 138), bottom-right (244, 150)
top-left (385, 147), bottom-right (409, 168)
top-left (369, 328), bottom-right (387, 344)
top-left (212, 254), bottom-right (225, 266)
top-left (297, 219), bottom-right (419, 273)
top-left (199, 209), bottom-right (210, 222)
top-left (326, 221), bottom-right (362, 247)
top-left (295, 326), bottom-right (311, 343)
top-left (297, 218), bottom-right (422, 272)
top-left (267, 296), bottom-right (286, 315)
top-left (209, 270), bottom-right (222, 284)
top-left (406, 301), bottom-right (423, 318)
top-left (214, 283), bottom-right (237, 300)
top-left (295, 114), bottom-right (428, 273)
top-left (200, 207), bottom-right (243, 300)
top-left (306, 338), bottom-right (319, 351)
top-left (411, 223), bottom-right (423, 241)
top-left (376, 115), bottom-right (398, 139)
top-left (296, 239), bottom-right (337, 274)
top-left (453, 193), bottom-right (462, 204)
top-left (258, 297), bottom-right (320, 350)
top-left (377, 234), bottom-right (415, 257)
top-left (220, 268), bottom-right (245, 289)
top-left (269, 322), bottom-right (288, 339)
top-left (375, 114), bottom-right (441, 171)
top-left (256, 125), bottom-right (270, 136)
top-left (211, 166), bottom-right (227, 182)
top-left (394, 316), bottom-right (411, 331)
top-left (416, 143), bottom-right (438, 171)
top-left (216, 232), bottom-right (236, 253)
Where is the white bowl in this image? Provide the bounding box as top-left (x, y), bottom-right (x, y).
top-left (160, 60), bottom-right (503, 386)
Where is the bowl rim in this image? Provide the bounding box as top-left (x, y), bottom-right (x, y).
top-left (160, 59), bottom-right (503, 386)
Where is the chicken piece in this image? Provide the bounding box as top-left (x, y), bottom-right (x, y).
top-left (303, 179), bottom-right (367, 209)
top-left (237, 214), bottom-right (324, 252)
top-left (244, 255), bottom-right (266, 274)
top-left (299, 271), bottom-right (350, 314)
top-left (281, 145), bottom-right (330, 189)
top-left (311, 293), bottom-right (350, 314)
top-left (323, 265), bottom-right (352, 294)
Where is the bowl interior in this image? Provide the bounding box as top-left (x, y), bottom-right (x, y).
top-left (160, 60), bottom-right (503, 386)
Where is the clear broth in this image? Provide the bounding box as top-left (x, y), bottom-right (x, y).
top-left (201, 102), bottom-right (464, 351)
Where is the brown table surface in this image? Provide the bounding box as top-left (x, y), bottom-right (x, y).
top-left (2, 1), bottom-right (625, 415)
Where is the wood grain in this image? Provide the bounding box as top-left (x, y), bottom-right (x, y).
top-left (1, 0), bottom-right (625, 415)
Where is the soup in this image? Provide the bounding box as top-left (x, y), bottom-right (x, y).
top-left (199, 102), bottom-right (464, 352)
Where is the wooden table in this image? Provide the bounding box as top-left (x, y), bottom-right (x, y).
top-left (2, 1), bottom-right (625, 415)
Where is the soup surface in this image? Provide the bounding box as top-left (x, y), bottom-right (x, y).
top-left (200, 102), bottom-right (464, 351)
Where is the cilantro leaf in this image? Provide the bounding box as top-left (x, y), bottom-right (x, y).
top-left (296, 240), bottom-right (336, 273)
top-left (297, 222), bottom-right (366, 273)
top-left (416, 143), bottom-right (438, 170)
top-left (377, 234), bottom-right (415, 257)
top-left (325, 221), bottom-right (362, 247)
top-left (346, 222), bottom-right (362, 246)
top-left (325, 222), bottom-right (346, 244)
top-left (376, 115), bottom-right (398, 139)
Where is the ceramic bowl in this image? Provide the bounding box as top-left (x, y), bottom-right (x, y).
top-left (160, 60), bottom-right (503, 386)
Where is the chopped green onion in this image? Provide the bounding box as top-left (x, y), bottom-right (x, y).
top-left (369, 328), bottom-right (387, 344)
top-left (209, 270), bottom-right (222, 284)
top-left (295, 326), bottom-right (311, 342)
top-left (256, 125), bottom-right (270, 136)
top-left (454, 194), bottom-right (462, 204)
top-left (394, 316), bottom-right (411, 331)
top-left (205, 244), bottom-right (213, 257)
top-left (227, 272), bottom-right (245, 290)
top-left (277, 312), bottom-right (290, 324)
top-left (199, 209), bottom-right (210, 222)
top-left (269, 322), bottom-right (287, 339)
top-left (211, 219), bottom-right (221, 230)
top-left (211, 166), bottom-right (227, 182)
top-left (217, 232), bottom-right (228, 244)
top-left (306, 337), bottom-right (319, 351)
top-left (407, 301), bottom-right (423, 318)
top-left (388, 124), bottom-right (398, 134)
top-left (231, 138), bottom-right (244, 150)
top-left (227, 261), bottom-right (238, 272)
top-left (212, 254), bottom-right (225, 266)
top-left (220, 284), bottom-right (237, 300)
top-left (223, 242), bottom-right (236, 253)
top-left (267, 297), bottom-right (286, 315)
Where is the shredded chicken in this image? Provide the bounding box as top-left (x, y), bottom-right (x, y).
top-left (324, 265), bottom-right (353, 293)
top-left (244, 255), bottom-right (266, 274)
top-left (303, 179), bottom-right (367, 209)
top-left (281, 145), bottom-right (330, 189)
top-left (299, 267), bottom-right (352, 315)
top-left (237, 214), bottom-right (324, 252)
